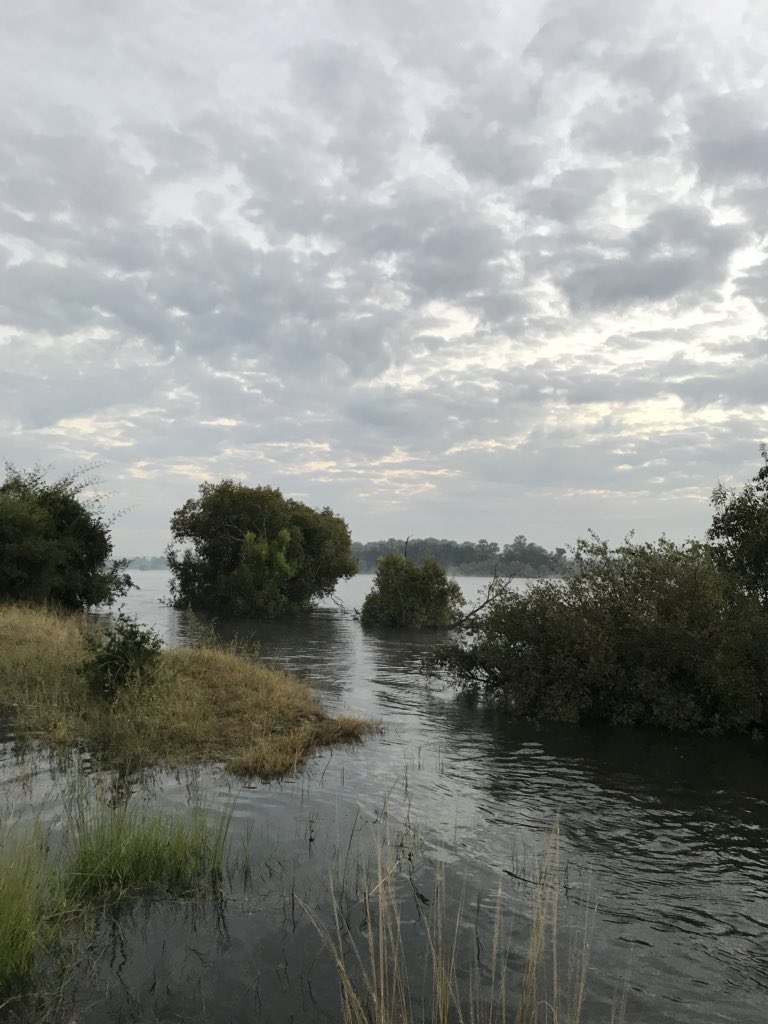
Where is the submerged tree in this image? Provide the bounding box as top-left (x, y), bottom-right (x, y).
top-left (427, 534), bottom-right (768, 735)
top-left (167, 480), bottom-right (357, 617)
top-left (359, 553), bottom-right (464, 628)
top-left (708, 445), bottom-right (768, 603)
top-left (0, 464), bottom-right (132, 608)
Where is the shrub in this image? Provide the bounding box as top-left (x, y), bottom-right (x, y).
top-left (85, 613), bottom-right (163, 701)
top-left (427, 535), bottom-right (768, 734)
top-left (359, 553), bottom-right (464, 628)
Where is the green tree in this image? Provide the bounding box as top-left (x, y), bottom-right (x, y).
top-left (0, 465), bottom-right (132, 609)
top-left (427, 535), bottom-right (768, 734)
top-left (708, 445), bottom-right (768, 603)
top-left (359, 553), bottom-right (464, 628)
top-left (167, 480), bottom-right (357, 617)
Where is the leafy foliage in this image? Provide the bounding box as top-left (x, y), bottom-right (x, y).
top-left (85, 613), bottom-right (163, 701)
top-left (352, 535), bottom-right (567, 576)
top-left (707, 444), bottom-right (768, 604)
top-left (0, 464), bottom-right (132, 609)
top-left (427, 535), bottom-right (768, 734)
top-left (360, 553), bottom-right (465, 628)
top-left (167, 480), bottom-right (357, 617)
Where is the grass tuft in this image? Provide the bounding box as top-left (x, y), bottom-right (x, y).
top-left (0, 826), bottom-right (62, 999)
top-left (0, 799), bottom-right (231, 1003)
top-left (64, 797), bottom-right (229, 902)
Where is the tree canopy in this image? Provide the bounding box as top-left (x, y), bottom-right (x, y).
top-left (359, 553), bottom-right (464, 628)
top-left (707, 444), bottom-right (768, 604)
top-left (167, 480), bottom-right (357, 617)
top-left (0, 464), bottom-right (132, 609)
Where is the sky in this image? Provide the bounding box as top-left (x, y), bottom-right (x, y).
top-left (1, 0), bottom-right (767, 555)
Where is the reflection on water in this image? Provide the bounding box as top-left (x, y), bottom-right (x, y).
top-left (2, 569), bottom-right (767, 1022)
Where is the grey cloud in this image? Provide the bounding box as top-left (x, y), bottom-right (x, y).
top-left (573, 97), bottom-right (672, 157)
top-left (0, 114), bottom-right (148, 223)
top-left (288, 41), bottom-right (405, 185)
top-left (427, 104), bottom-right (545, 187)
top-left (561, 206), bottom-right (745, 311)
top-left (522, 168), bottom-right (613, 223)
top-left (692, 93), bottom-right (768, 183)
top-left (737, 259), bottom-right (768, 316)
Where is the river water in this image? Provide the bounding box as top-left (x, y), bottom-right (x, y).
top-left (2, 570), bottom-right (767, 1023)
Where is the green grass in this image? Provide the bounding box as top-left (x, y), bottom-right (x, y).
top-left (0, 798), bottom-right (231, 1004)
top-left (0, 826), bottom-right (62, 1000)
top-left (64, 797), bottom-right (230, 903)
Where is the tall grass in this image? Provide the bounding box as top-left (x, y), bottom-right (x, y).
top-left (0, 604), bottom-right (377, 778)
top-left (0, 604), bottom-right (88, 745)
top-left (0, 825), bottom-right (63, 1000)
top-left (308, 824), bottom-right (614, 1024)
top-left (0, 797), bottom-right (232, 1004)
top-left (64, 796), bottom-right (230, 902)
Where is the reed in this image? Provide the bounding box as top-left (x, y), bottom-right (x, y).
top-left (308, 824), bottom-right (615, 1024)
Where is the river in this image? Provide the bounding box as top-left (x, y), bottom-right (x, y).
top-left (2, 570), bottom-right (766, 1022)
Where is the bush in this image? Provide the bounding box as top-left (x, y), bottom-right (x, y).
top-left (85, 613), bottom-right (163, 701)
top-left (427, 535), bottom-right (768, 734)
top-left (360, 553), bottom-right (464, 628)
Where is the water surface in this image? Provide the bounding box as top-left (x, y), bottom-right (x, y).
top-left (2, 570), bottom-right (766, 1022)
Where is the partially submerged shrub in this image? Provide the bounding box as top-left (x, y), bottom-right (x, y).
top-left (359, 553), bottom-right (464, 628)
top-left (85, 613), bottom-right (163, 701)
top-left (428, 535), bottom-right (768, 734)
top-left (167, 479), bottom-right (357, 617)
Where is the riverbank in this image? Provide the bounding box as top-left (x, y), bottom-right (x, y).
top-left (0, 604), bottom-right (376, 778)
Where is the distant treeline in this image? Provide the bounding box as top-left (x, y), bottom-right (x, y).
top-left (126, 556), bottom-right (168, 570)
top-left (351, 536), bottom-right (568, 577)
top-left (126, 538), bottom-right (567, 578)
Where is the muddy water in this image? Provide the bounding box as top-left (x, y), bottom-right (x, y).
top-left (2, 571), bottom-right (766, 1023)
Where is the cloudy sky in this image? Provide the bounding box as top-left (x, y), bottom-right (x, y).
top-left (2, 0), bottom-right (767, 555)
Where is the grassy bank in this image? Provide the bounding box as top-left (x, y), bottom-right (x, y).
top-left (0, 604), bottom-right (375, 778)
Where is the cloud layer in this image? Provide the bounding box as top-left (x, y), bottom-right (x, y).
top-left (2, 0), bottom-right (767, 552)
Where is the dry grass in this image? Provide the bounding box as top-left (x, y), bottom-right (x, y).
top-left (308, 824), bottom-right (613, 1024)
top-left (0, 604), bottom-right (377, 779)
top-left (0, 604), bottom-right (89, 744)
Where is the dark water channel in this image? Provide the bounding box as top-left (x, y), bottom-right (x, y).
top-left (2, 571), bottom-right (767, 1022)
